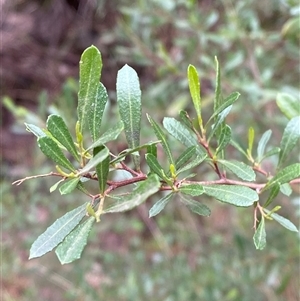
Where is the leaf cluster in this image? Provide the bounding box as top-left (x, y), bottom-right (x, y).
top-left (14, 46), bottom-right (299, 263)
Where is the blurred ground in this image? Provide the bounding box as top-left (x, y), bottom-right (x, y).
top-left (1, 1), bottom-right (299, 300)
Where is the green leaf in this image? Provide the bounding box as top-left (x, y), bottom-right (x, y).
top-left (85, 121), bottom-right (124, 152)
top-left (177, 155), bottom-right (206, 174)
top-left (110, 141), bottom-right (160, 165)
top-left (179, 184), bottom-right (204, 196)
top-left (263, 184), bottom-right (280, 207)
top-left (263, 209), bottom-right (298, 232)
top-left (25, 123), bottom-right (46, 138)
top-left (253, 218), bottom-right (266, 250)
top-left (278, 116), bottom-right (300, 168)
top-left (187, 64), bottom-right (202, 127)
top-left (218, 159), bottom-right (256, 181)
top-left (78, 146), bottom-right (109, 175)
top-left (103, 174), bottom-right (160, 213)
top-left (276, 93), bottom-right (299, 119)
top-left (46, 115), bottom-right (79, 161)
top-left (230, 140), bottom-right (248, 157)
top-left (50, 179), bottom-right (63, 193)
top-left (116, 64), bottom-right (142, 170)
top-left (263, 163), bottom-right (300, 191)
top-left (55, 217), bottom-right (95, 264)
top-left (247, 127), bottom-right (255, 157)
top-left (208, 105), bottom-right (232, 140)
top-left (280, 183), bottom-right (292, 196)
top-left (203, 185), bottom-right (258, 207)
top-left (256, 130), bottom-right (272, 162)
top-left (88, 82), bottom-right (108, 142)
top-left (207, 91), bottom-right (240, 126)
top-left (163, 117), bottom-right (205, 156)
top-left (29, 202), bottom-right (88, 259)
top-left (147, 143), bottom-right (157, 158)
top-left (94, 146), bottom-right (110, 193)
top-left (145, 153), bottom-right (166, 179)
top-left (175, 146), bottom-right (197, 170)
top-left (179, 110), bottom-right (194, 130)
top-left (261, 147), bottom-right (280, 161)
top-left (179, 194), bottom-right (211, 216)
top-left (149, 193), bottom-right (173, 217)
top-left (216, 125), bottom-right (231, 155)
top-left (37, 136), bottom-right (75, 172)
top-left (59, 178), bottom-right (80, 195)
top-left (77, 45), bottom-right (102, 132)
top-left (147, 114), bottom-right (175, 165)
top-left (213, 56), bottom-right (221, 121)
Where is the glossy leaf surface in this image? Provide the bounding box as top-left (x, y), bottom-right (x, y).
top-left (59, 178), bottom-right (80, 195)
top-left (47, 114), bottom-right (79, 161)
top-left (37, 136), bottom-right (75, 171)
top-left (78, 46), bottom-right (102, 132)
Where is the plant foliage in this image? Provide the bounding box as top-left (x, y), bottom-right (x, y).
top-left (13, 45), bottom-right (299, 264)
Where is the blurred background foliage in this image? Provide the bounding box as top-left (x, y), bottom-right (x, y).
top-left (1, 0), bottom-right (299, 300)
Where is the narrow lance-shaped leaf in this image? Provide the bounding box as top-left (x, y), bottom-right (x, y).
top-left (179, 194), bottom-right (211, 217)
top-left (217, 159), bottom-right (256, 181)
top-left (29, 202), bottom-right (88, 259)
top-left (163, 117), bottom-right (205, 156)
top-left (256, 129), bottom-right (272, 163)
top-left (78, 146), bottom-right (109, 175)
top-left (206, 91), bottom-right (240, 126)
top-left (117, 64), bottom-right (142, 170)
top-left (177, 155), bottom-right (206, 174)
top-left (103, 174), bottom-right (160, 213)
top-left (37, 136), bottom-right (75, 172)
top-left (179, 184), bottom-right (204, 196)
top-left (149, 193), bottom-right (173, 217)
top-left (46, 114), bottom-right (79, 161)
top-left (203, 185), bottom-right (258, 207)
top-left (278, 116), bottom-right (300, 168)
top-left (78, 46), bottom-right (102, 132)
top-left (175, 146), bottom-right (197, 170)
top-left (147, 143), bottom-right (157, 158)
top-left (187, 65), bottom-right (202, 128)
top-left (59, 178), bottom-right (80, 195)
top-left (263, 163), bottom-right (300, 191)
top-left (215, 125), bottom-right (231, 155)
top-left (276, 93), bottom-right (299, 120)
top-left (247, 127), bottom-right (255, 158)
top-left (55, 217), bottom-right (96, 264)
top-left (110, 141), bottom-right (160, 164)
top-left (263, 184), bottom-right (280, 207)
top-left (253, 218), bottom-right (266, 250)
top-left (94, 146), bottom-right (110, 193)
top-left (147, 114), bottom-right (175, 166)
top-left (85, 121), bottom-right (124, 152)
top-left (213, 56), bottom-right (221, 121)
top-left (145, 153), bottom-right (166, 180)
top-left (263, 208), bottom-right (298, 232)
top-left (208, 105), bottom-right (232, 141)
top-left (179, 110), bottom-right (194, 130)
top-left (25, 123), bottom-right (46, 138)
top-left (88, 82), bottom-right (108, 142)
